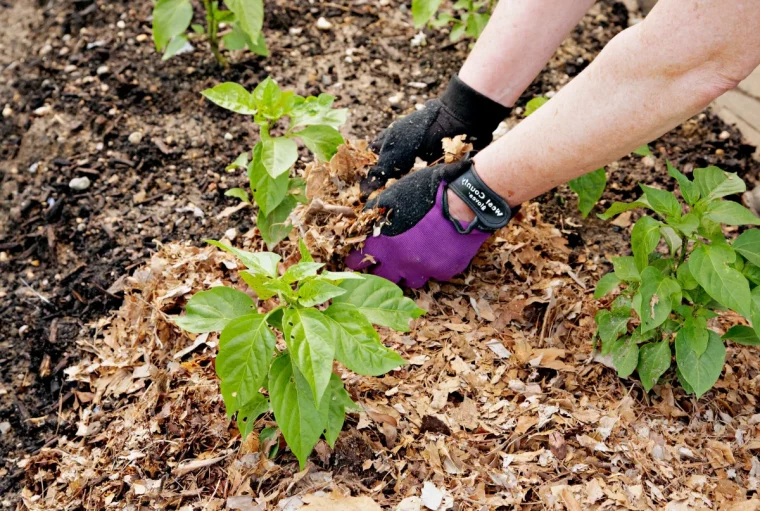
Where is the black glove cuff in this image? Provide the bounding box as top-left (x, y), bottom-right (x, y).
top-left (445, 163), bottom-right (515, 233)
top-left (440, 75), bottom-right (511, 133)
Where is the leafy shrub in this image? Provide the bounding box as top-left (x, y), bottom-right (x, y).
top-left (152, 0), bottom-right (267, 64)
top-left (412, 0), bottom-right (494, 41)
top-left (202, 77), bottom-right (347, 248)
top-left (595, 163), bottom-right (760, 397)
top-left (175, 240), bottom-right (425, 468)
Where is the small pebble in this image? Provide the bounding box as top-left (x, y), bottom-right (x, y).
top-left (116, 20), bottom-right (126, 29)
top-left (2, 105), bottom-right (12, 117)
top-left (96, 65), bottom-right (109, 76)
top-left (0, 422), bottom-right (10, 435)
top-left (34, 105), bottom-right (51, 116)
top-left (224, 228), bottom-right (238, 241)
top-left (28, 162), bottom-right (40, 174)
top-left (224, 132), bottom-right (234, 141)
top-left (289, 27), bottom-right (303, 35)
top-left (18, 325), bottom-right (29, 336)
top-left (715, 148), bottom-right (725, 157)
top-left (719, 130), bottom-right (730, 140)
top-left (316, 17), bottom-right (332, 30)
top-left (64, 64), bottom-right (77, 73)
top-left (136, 34), bottom-right (149, 42)
top-left (39, 44), bottom-right (52, 56)
top-left (410, 31), bottom-right (426, 47)
top-left (128, 131), bottom-right (143, 145)
top-left (69, 176), bottom-right (91, 191)
top-left (408, 82), bottom-right (427, 89)
top-left (388, 92), bottom-right (403, 105)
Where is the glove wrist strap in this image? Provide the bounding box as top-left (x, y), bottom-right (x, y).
top-left (445, 164), bottom-right (515, 234)
top-left (441, 75), bottom-right (511, 132)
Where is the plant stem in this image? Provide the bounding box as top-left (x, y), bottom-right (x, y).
top-left (677, 237), bottom-right (689, 267)
top-left (203, 0), bottom-right (228, 67)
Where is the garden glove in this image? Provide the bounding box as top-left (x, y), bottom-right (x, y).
top-left (347, 159), bottom-right (516, 288)
top-left (361, 75), bottom-right (511, 198)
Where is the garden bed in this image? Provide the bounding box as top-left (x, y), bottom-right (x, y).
top-left (1, 0), bottom-right (760, 509)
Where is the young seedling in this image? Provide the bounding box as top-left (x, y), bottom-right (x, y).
top-left (152, 0), bottom-right (267, 64)
top-left (174, 240), bottom-right (424, 468)
top-left (412, 0), bottom-right (494, 42)
top-left (202, 77), bottom-right (347, 248)
top-left (595, 163), bottom-right (760, 397)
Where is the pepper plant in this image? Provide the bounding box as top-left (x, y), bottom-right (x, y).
top-left (595, 163), bottom-right (760, 397)
top-left (202, 77), bottom-right (347, 248)
top-left (412, 0), bottom-right (494, 41)
top-left (175, 240), bottom-right (424, 468)
top-left (152, 0), bottom-right (267, 64)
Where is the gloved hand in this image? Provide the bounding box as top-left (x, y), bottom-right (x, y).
top-left (347, 159), bottom-right (516, 288)
top-left (360, 75), bottom-right (511, 198)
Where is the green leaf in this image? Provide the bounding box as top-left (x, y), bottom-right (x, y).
top-left (569, 168), bottom-right (606, 218)
top-left (222, 23), bottom-right (249, 51)
top-left (249, 144), bottom-right (289, 215)
top-left (594, 273), bottom-right (621, 299)
top-left (299, 239), bottom-right (314, 263)
top-left (743, 263), bottom-right (760, 285)
top-left (268, 353), bottom-right (329, 469)
top-left (693, 166), bottom-right (728, 199)
top-left (259, 426), bottom-right (279, 458)
top-left (225, 188), bottom-right (249, 203)
top-left (524, 96), bottom-right (549, 117)
top-left (705, 201), bottom-right (760, 226)
top-left (295, 125), bottom-right (344, 162)
top-left (205, 240), bottom-right (280, 277)
top-left (640, 184), bottom-right (680, 218)
top-left (689, 244), bottom-right (751, 317)
top-left (202, 83), bottom-right (257, 115)
top-left (191, 23), bottom-right (205, 34)
top-left (297, 280), bottom-right (346, 307)
top-left (633, 144), bottom-right (652, 156)
top-left (236, 393), bottom-right (269, 440)
top-left (324, 374), bottom-right (358, 448)
top-left (289, 177), bottom-right (309, 204)
top-left (465, 12), bottom-right (489, 38)
top-left (226, 0), bottom-right (264, 44)
top-left (282, 308), bottom-right (337, 406)
top-left (675, 329), bottom-right (725, 398)
top-left (247, 31), bottom-right (269, 57)
top-left (226, 151), bottom-right (250, 171)
top-left (595, 309), bottom-right (629, 348)
top-left (609, 337), bottom-right (639, 378)
top-left (260, 137), bottom-right (298, 178)
top-left (252, 77), bottom-right (283, 117)
top-left (631, 216), bottom-right (663, 272)
top-left (707, 172), bottom-right (746, 200)
top-left (321, 271), bottom-right (365, 282)
top-left (723, 324), bottom-right (760, 346)
top-left (412, 0), bottom-right (443, 27)
top-left (152, 0), bottom-right (193, 51)
top-left (290, 94), bottom-right (347, 129)
top-left (751, 286), bottom-right (760, 339)
top-left (734, 230), bottom-right (760, 266)
top-left (258, 195), bottom-right (297, 249)
top-left (611, 256), bottom-right (640, 282)
top-left (332, 275), bottom-right (425, 331)
top-left (450, 19), bottom-right (466, 41)
top-left (676, 261), bottom-right (699, 290)
top-left (217, 314), bottom-right (276, 414)
top-left (660, 226), bottom-right (681, 256)
top-left (283, 262), bottom-right (325, 283)
top-left (637, 341), bottom-right (671, 392)
top-left (598, 200), bottom-right (650, 221)
top-left (666, 161), bottom-right (700, 205)
top-left (162, 34), bottom-right (191, 61)
top-left (667, 212), bottom-right (699, 236)
top-left (324, 303), bottom-right (406, 376)
top-left (240, 271), bottom-right (276, 300)
top-left (175, 286), bottom-right (254, 333)
top-left (635, 266), bottom-right (681, 332)
top-left (681, 315), bottom-right (709, 356)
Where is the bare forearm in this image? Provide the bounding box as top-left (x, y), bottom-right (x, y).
top-left (459, 0), bottom-right (596, 106)
top-left (472, 0), bottom-right (760, 207)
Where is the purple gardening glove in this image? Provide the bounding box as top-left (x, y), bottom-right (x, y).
top-left (346, 160), bottom-right (516, 288)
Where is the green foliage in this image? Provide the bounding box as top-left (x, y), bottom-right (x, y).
top-left (152, 0), bottom-right (266, 64)
top-left (203, 78), bottom-right (347, 248)
top-left (174, 240), bottom-right (424, 468)
top-left (412, 0), bottom-right (494, 41)
top-left (595, 162), bottom-right (760, 397)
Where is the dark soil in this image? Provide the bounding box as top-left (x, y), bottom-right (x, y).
top-left (1, 0), bottom-right (758, 504)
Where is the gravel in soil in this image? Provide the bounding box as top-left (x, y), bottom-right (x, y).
top-left (1, 0), bottom-right (759, 507)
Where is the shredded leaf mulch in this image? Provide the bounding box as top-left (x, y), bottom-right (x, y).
top-left (18, 145), bottom-right (760, 510)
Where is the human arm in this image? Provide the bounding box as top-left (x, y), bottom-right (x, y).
top-left (448, 0), bottom-right (760, 221)
top-left (361, 0), bottom-right (596, 196)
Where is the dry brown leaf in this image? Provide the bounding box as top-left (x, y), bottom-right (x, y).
top-left (301, 492), bottom-right (382, 511)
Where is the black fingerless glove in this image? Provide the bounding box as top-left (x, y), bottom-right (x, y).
top-left (361, 75), bottom-right (510, 198)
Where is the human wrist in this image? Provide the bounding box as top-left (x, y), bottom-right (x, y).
top-left (440, 75), bottom-right (511, 133)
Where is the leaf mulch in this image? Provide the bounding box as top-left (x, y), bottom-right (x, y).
top-left (18, 143), bottom-right (760, 511)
